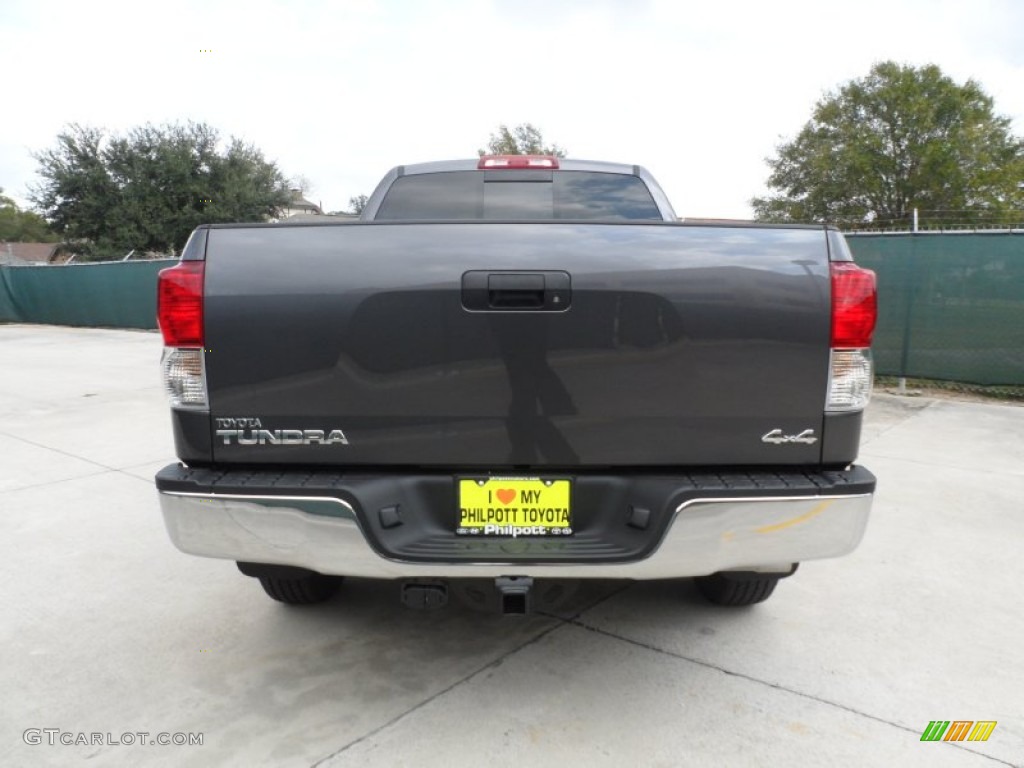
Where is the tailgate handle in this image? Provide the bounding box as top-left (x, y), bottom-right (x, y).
top-left (489, 273), bottom-right (545, 308)
top-left (462, 271), bottom-right (571, 312)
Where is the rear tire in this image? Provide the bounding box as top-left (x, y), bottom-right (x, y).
top-left (258, 573), bottom-right (342, 605)
top-left (694, 572), bottom-right (780, 606)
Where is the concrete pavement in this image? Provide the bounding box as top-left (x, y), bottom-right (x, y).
top-left (1, 325), bottom-right (1021, 767)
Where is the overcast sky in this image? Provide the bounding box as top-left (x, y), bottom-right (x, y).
top-left (2, 0), bottom-right (1023, 218)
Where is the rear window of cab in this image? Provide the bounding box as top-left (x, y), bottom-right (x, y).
top-left (375, 171), bottom-right (662, 221)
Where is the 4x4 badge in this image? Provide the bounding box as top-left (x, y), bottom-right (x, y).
top-left (762, 428), bottom-right (817, 445)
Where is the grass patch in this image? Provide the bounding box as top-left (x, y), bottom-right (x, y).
top-left (875, 376), bottom-right (1024, 402)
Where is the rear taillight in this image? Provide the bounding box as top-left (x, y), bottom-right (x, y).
top-left (827, 349), bottom-right (873, 412)
top-left (478, 155), bottom-right (560, 169)
top-left (161, 348), bottom-right (207, 408)
top-left (831, 262), bottom-right (877, 348)
top-left (158, 261), bottom-right (207, 408)
top-left (827, 261), bottom-right (877, 412)
top-left (158, 261), bottom-right (204, 347)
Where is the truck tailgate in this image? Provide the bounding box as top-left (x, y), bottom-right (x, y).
top-left (202, 222), bottom-right (831, 468)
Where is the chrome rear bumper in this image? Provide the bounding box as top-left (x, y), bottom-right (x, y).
top-left (158, 489), bottom-right (871, 579)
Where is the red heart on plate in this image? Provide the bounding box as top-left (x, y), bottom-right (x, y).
top-left (496, 489), bottom-right (516, 505)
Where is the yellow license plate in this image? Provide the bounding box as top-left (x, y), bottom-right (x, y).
top-left (458, 477), bottom-right (572, 537)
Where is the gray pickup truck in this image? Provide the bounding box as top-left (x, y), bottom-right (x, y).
top-left (154, 155), bottom-right (877, 613)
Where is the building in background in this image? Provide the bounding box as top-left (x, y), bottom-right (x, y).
top-left (279, 189), bottom-right (323, 218)
top-left (0, 242), bottom-right (59, 265)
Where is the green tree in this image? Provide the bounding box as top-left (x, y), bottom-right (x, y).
top-left (0, 189), bottom-right (58, 242)
top-left (30, 122), bottom-right (292, 259)
top-left (752, 62), bottom-right (1024, 229)
top-left (478, 123), bottom-right (567, 157)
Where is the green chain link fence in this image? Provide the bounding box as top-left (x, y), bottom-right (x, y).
top-left (847, 231), bottom-right (1024, 398)
top-left (0, 259), bottom-right (174, 329)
